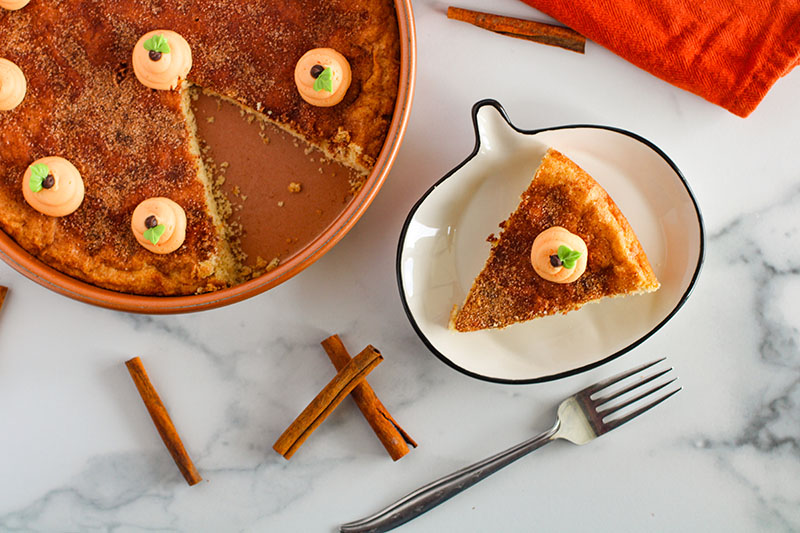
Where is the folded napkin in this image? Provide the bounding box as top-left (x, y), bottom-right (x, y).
top-left (520, 0), bottom-right (800, 117)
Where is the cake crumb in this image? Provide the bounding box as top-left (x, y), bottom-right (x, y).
top-left (240, 194), bottom-right (247, 201)
top-left (232, 185), bottom-right (240, 196)
top-left (334, 128), bottom-right (351, 144)
top-left (206, 116), bottom-right (215, 123)
top-left (277, 201), bottom-right (284, 207)
top-left (349, 172), bottom-right (367, 194)
top-left (265, 257), bottom-right (280, 272)
top-left (288, 182), bottom-right (302, 193)
top-left (318, 167), bottom-right (323, 174)
top-left (256, 102), bottom-right (262, 111)
top-left (220, 161), bottom-right (229, 169)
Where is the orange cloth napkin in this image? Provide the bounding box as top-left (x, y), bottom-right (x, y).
top-left (519, 0), bottom-right (800, 117)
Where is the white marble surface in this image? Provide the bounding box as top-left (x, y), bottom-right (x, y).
top-left (2, 0), bottom-right (799, 531)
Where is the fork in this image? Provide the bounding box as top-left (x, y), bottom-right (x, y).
top-left (339, 358), bottom-right (680, 533)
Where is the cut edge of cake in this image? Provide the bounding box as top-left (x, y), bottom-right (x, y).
top-left (199, 87), bottom-right (372, 176)
top-left (179, 83), bottom-right (242, 291)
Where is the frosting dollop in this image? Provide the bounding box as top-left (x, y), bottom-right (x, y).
top-left (530, 226), bottom-right (588, 284)
top-left (132, 30), bottom-right (192, 90)
top-left (131, 197), bottom-right (187, 254)
top-left (22, 157), bottom-right (85, 217)
top-left (0, 0), bottom-right (30, 10)
top-left (294, 48), bottom-right (352, 107)
top-left (0, 58), bottom-right (27, 110)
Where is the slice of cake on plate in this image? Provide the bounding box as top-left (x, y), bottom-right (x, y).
top-left (451, 148), bottom-right (659, 332)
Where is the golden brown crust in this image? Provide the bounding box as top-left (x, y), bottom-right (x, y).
top-left (453, 149), bottom-right (660, 332)
top-left (0, 0), bottom-right (399, 295)
top-left (103, 0), bottom-right (399, 169)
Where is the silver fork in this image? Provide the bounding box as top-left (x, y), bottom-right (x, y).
top-left (340, 358), bottom-right (680, 533)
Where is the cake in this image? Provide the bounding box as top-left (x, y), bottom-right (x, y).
top-left (451, 148), bottom-right (660, 332)
top-left (0, 0), bottom-right (400, 295)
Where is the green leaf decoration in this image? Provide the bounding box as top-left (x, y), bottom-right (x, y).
top-left (143, 224), bottom-right (166, 245)
top-left (143, 34), bottom-right (171, 54)
top-left (557, 245), bottom-right (583, 270)
top-left (313, 67), bottom-right (333, 93)
top-left (28, 163), bottom-right (50, 193)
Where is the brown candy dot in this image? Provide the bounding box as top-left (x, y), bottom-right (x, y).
top-left (42, 175), bottom-right (55, 189)
top-left (310, 64), bottom-right (325, 79)
top-left (549, 254), bottom-right (562, 267)
top-left (148, 50), bottom-right (162, 62)
top-left (145, 215), bottom-right (158, 228)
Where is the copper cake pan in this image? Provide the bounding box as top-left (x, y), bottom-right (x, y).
top-left (0, 0), bottom-right (415, 313)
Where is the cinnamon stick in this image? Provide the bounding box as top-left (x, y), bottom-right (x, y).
top-left (321, 335), bottom-right (416, 461)
top-left (125, 357), bottom-right (202, 486)
top-left (273, 345), bottom-right (383, 460)
top-left (447, 6), bottom-right (585, 54)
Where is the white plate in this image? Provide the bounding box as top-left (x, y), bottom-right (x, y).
top-left (396, 100), bottom-right (704, 383)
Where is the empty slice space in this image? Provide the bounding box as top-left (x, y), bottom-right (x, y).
top-left (191, 90), bottom-right (364, 277)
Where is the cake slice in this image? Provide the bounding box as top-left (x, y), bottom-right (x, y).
top-left (452, 148), bottom-right (659, 332)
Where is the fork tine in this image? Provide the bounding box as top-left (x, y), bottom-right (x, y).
top-left (598, 377), bottom-right (677, 418)
top-left (581, 357), bottom-right (665, 396)
top-left (602, 386), bottom-right (682, 431)
top-left (593, 367), bottom-right (673, 407)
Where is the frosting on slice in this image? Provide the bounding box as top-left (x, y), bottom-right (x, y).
top-left (530, 226), bottom-right (588, 283)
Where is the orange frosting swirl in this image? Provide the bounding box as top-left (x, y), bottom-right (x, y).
top-left (132, 30), bottom-right (192, 90)
top-left (0, 0), bottom-right (30, 10)
top-left (0, 58), bottom-right (27, 110)
top-left (294, 48), bottom-right (352, 107)
top-left (131, 197), bottom-right (186, 254)
top-left (530, 226), bottom-right (588, 284)
top-left (21, 157), bottom-right (85, 217)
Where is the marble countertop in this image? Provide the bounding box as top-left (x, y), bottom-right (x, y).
top-left (2, 1), bottom-right (799, 531)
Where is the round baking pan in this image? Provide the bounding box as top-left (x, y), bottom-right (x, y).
top-left (0, 0), bottom-right (415, 314)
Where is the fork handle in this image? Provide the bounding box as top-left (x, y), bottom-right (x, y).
top-left (339, 422), bottom-right (560, 533)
